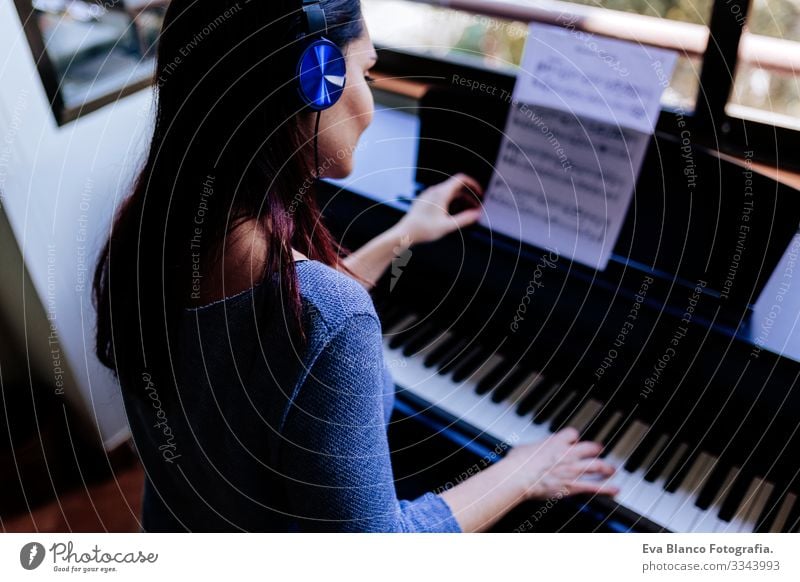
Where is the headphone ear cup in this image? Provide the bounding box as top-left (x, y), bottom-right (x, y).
top-left (296, 37), bottom-right (347, 111)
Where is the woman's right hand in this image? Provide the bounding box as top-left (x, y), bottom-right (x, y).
top-left (504, 427), bottom-right (620, 501)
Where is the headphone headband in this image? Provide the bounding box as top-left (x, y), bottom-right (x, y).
top-left (301, 0), bottom-right (328, 37)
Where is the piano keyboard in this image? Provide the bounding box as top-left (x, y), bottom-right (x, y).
top-left (380, 307), bottom-right (800, 533)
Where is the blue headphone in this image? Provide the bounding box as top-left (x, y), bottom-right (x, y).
top-left (296, 0), bottom-right (346, 111)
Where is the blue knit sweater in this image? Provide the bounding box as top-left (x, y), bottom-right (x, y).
top-left (122, 259), bottom-right (461, 532)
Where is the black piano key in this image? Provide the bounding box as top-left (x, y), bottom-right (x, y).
top-left (402, 324), bottom-right (440, 356)
top-left (549, 391), bottom-right (584, 432)
top-left (438, 340), bottom-right (472, 376)
top-left (451, 348), bottom-right (493, 383)
top-left (423, 335), bottom-right (463, 368)
top-left (717, 470), bottom-right (753, 522)
top-left (644, 438), bottom-right (684, 483)
top-left (753, 484), bottom-right (784, 533)
top-left (624, 429), bottom-right (664, 473)
top-left (516, 378), bottom-right (553, 416)
top-left (694, 461), bottom-right (732, 511)
top-left (532, 384), bottom-right (570, 425)
top-left (388, 320), bottom-right (429, 349)
top-left (490, 367), bottom-right (531, 403)
top-left (664, 448), bottom-right (698, 493)
top-left (379, 305), bottom-right (408, 330)
top-left (598, 414), bottom-right (632, 457)
top-left (579, 407), bottom-right (614, 442)
top-left (476, 363), bottom-right (513, 395)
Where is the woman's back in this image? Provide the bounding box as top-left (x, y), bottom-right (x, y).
top-left (122, 259), bottom-right (403, 531)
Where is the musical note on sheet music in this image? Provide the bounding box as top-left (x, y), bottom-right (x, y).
top-left (480, 23), bottom-right (676, 269)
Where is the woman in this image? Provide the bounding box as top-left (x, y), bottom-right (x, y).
top-left (94, 0), bottom-right (619, 532)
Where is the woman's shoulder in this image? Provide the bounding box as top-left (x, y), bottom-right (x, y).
top-left (296, 260), bottom-right (379, 335)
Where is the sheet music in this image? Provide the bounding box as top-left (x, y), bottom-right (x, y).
top-left (480, 23), bottom-right (677, 269)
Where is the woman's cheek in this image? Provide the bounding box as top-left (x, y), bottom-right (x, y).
top-left (360, 84), bottom-right (374, 131)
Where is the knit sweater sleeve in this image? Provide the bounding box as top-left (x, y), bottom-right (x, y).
top-left (278, 313), bottom-right (461, 532)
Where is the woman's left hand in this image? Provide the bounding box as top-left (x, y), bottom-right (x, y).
top-left (395, 173), bottom-right (484, 245)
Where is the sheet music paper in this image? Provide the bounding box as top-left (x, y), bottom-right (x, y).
top-left (480, 23), bottom-right (677, 269)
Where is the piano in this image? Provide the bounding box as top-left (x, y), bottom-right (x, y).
top-left (319, 86), bottom-right (800, 533)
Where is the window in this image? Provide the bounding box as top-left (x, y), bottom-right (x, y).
top-left (365, 0), bottom-right (800, 170)
top-left (728, 0), bottom-right (800, 129)
top-left (14, 0), bottom-right (168, 124)
top-left (363, 0), bottom-right (709, 109)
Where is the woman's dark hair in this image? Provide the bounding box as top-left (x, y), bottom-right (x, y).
top-left (93, 0), bottom-right (364, 390)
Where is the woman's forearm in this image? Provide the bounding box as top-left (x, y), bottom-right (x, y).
top-left (438, 458), bottom-right (528, 533)
top-left (340, 224), bottom-right (411, 289)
